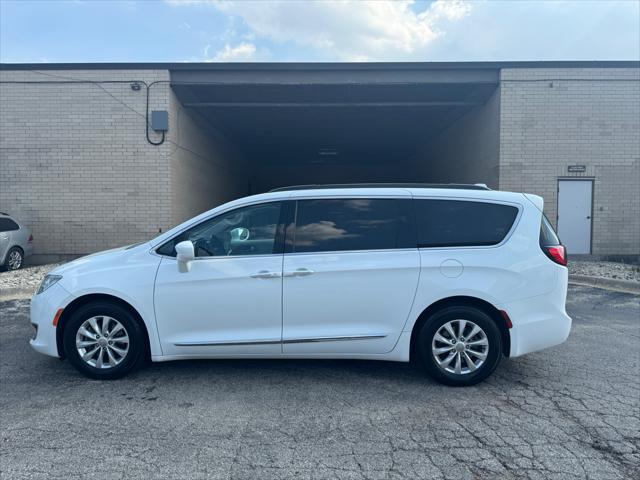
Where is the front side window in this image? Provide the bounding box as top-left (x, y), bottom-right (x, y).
top-left (0, 218), bottom-right (19, 232)
top-left (157, 202), bottom-right (283, 257)
top-left (292, 198), bottom-right (414, 253)
top-left (415, 199), bottom-right (518, 248)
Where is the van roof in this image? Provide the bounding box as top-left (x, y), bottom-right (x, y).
top-left (270, 183), bottom-right (490, 192)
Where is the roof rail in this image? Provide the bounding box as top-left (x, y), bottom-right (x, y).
top-left (0, 212), bottom-right (9, 216)
top-left (270, 183), bottom-right (492, 192)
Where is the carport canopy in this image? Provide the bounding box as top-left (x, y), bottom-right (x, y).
top-left (170, 63), bottom-right (500, 192)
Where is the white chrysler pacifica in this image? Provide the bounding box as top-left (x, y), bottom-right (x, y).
top-left (30, 184), bottom-right (571, 386)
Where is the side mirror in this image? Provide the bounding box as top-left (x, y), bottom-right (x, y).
top-left (175, 240), bottom-right (195, 272)
top-left (230, 227), bottom-right (250, 241)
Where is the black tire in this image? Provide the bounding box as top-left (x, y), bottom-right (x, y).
top-left (4, 246), bottom-right (24, 271)
top-left (63, 302), bottom-right (146, 380)
top-left (417, 306), bottom-right (502, 386)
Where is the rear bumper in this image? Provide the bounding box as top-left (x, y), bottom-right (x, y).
top-left (503, 268), bottom-right (572, 357)
top-left (507, 303), bottom-right (572, 357)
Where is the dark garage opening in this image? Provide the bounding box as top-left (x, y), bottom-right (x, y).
top-left (170, 64), bottom-right (501, 206)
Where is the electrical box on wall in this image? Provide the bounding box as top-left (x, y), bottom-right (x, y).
top-left (151, 110), bottom-right (169, 132)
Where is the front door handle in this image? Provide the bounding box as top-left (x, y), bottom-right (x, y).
top-left (250, 270), bottom-right (281, 279)
top-left (283, 268), bottom-right (315, 277)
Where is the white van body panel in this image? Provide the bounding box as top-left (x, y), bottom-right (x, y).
top-left (30, 187), bottom-right (570, 371)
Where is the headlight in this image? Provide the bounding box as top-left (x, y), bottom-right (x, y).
top-left (37, 275), bottom-right (62, 295)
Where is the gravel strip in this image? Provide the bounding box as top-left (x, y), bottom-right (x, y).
top-left (0, 263), bottom-right (63, 296)
top-left (569, 260), bottom-right (640, 283)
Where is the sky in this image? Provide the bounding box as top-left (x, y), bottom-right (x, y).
top-left (0, 0), bottom-right (638, 63)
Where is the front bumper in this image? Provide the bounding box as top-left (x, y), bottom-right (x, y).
top-left (30, 282), bottom-right (74, 357)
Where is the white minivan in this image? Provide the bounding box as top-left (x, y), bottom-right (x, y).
top-left (30, 184), bottom-right (571, 386)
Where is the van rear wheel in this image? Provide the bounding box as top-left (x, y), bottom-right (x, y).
top-left (417, 306), bottom-right (502, 386)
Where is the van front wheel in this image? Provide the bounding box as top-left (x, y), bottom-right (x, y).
top-left (418, 306), bottom-right (502, 386)
top-left (63, 302), bottom-right (145, 380)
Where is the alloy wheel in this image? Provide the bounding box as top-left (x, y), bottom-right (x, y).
top-left (7, 250), bottom-right (22, 270)
top-left (431, 319), bottom-right (489, 375)
top-left (75, 316), bottom-right (130, 369)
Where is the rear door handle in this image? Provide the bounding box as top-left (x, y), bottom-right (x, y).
top-left (250, 270), bottom-right (281, 279)
top-left (283, 268), bottom-right (315, 277)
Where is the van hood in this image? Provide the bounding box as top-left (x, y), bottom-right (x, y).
top-left (49, 242), bottom-right (151, 276)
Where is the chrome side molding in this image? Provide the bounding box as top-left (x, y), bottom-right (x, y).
top-left (175, 334), bottom-right (387, 347)
top-left (174, 339), bottom-right (281, 347)
top-left (284, 334), bottom-right (386, 344)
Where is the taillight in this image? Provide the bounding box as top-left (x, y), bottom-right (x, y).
top-left (28, 234), bottom-right (33, 242)
top-left (544, 245), bottom-right (567, 266)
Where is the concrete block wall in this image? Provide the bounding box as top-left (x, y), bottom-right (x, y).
top-left (499, 68), bottom-right (640, 255)
top-left (168, 90), bottom-right (249, 227)
top-left (411, 86), bottom-right (501, 189)
top-left (2, 65), bottom-right (638, 257)
top-left (0, 69), bottom-right (174, 255)
top-left (250, 162), bottom-right (418, 193)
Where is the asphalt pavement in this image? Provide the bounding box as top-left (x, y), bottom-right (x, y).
top-left (0, 284), bottom-right (638, 480)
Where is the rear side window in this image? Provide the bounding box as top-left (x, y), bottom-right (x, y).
top-left (292, 199), bottom-right (414, 253)
top-left (0, 218), bottom-right (19, 232)
top-left (414, 199), bottom-right (518, 248)
top-left (540, 214), bottom-right (561, 247)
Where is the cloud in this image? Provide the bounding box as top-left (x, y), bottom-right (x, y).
top-left (190, 0), bottom-right (472, 61)
top-left (211, 42), bottom-right (257, 61)
top-left (169, 0), bottom-right (639, 62)
top-left (421, 0), bottom-right (640, 61)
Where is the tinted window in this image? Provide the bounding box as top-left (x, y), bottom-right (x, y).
top-left (0, 218), bottom-right (19, 232)
top-left (415, 199), bottom-right (518, 248)
top-left (540, 214), bottom-right (560, 247)
top-left (292, 199), bottom-right (414, 253)
top-left (157, 202), bottom-right (283, 257)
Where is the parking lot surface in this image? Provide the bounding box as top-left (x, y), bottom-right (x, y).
top-left (1, 284), bottom-right (638, 480)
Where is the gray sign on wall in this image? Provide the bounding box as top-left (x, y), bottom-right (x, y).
top-left (567, 165), bottom-right (587, 173)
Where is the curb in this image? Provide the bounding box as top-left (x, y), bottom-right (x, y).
top-left (0, 287), bottom-right (35, 301)
top-left (568, 275), bottom-right (640, 294)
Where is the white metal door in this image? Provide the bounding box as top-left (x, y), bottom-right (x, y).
top-left (281, 195), bottom-right (420, 355)
top-left (282, 250), bottom-right (420, 355)
top-left (153, 200), bottom-right (286, 356)
top-left (558, 180), bottom-right (592, 254)
top-left (154, 255), bottom-right (283, 356)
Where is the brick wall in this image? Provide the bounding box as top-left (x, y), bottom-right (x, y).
top-left (0, 69), bottom-right (250, 256)
top-left (0, 69), bottom-right (174, 255)
top-left (499, 68), bottom-right (640, 255)
top-left (413, 85), bottom-right (501, 189)
top-left (168, 90), bottom-right (249, 227)
top-left (2, 66), bottom-right (638, 257)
